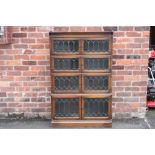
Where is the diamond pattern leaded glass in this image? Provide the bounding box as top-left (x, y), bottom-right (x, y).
top-left (55, 98), bottom-right (79, 117)
top-left (53, 40), bottom-right (79, 52)
top-left (84, 76), bottom-right (109, 90)
top-left (84, 40), bottom-right (109, 52)
top-left (84, 98), bottom-right (109, 117)
top-left (54, 58), bottom-right (79, 70)
top-left (55, 76), bottom-right (79, 90)
top-left (84, 58), bottom-right (109, 70)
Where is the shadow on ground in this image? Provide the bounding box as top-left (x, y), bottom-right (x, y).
top-left (0, 109), bottom-right (155, 129)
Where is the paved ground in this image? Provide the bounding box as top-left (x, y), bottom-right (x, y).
top-left (0, 110), bottom-right (155, 129)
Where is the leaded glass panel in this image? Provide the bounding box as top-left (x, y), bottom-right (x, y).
top-left (55, 98), bottom-right (79, 117)
top-left (84, 98), bottom-right (109, 117)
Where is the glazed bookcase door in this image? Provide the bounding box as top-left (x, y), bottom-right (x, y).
top-left (51, 38), bottom-right (80, 55)
top-left (82, 38), bottom-right (112, 55)
top-left (82, 73), bottom-right (111, 93)
top-left (82, 55), bottom-right (111, 73)
top-left (51, 55), bottom-right (81, 73)
top-left (52, 73), bottom-right (81, 93)
top-left (52, 96), bottom-right (81, 120)
top-left (50, 32), bottom-right (112, 127)
top-left (81, 95), bottom-right (112, 120)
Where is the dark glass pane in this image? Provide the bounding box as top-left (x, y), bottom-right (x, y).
top-left (84, 98), bottom-right (109, 117)
top-left (84, 76), bottom-right (109, 90)
top-left (55, 98), bottom-right (79, 117)
top-left (84, 40), bottom-right (109, 52)
top-left (54, 58), bottom-right (79, 70)
top-left (84, 58), bottom-right (109, 70)
top-left (55, 76), bottom-right (79, 90)
top-left (53, 40), bottom-right (79, 52)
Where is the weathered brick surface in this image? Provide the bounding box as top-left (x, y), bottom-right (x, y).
top-left (0, 26), bottom-right (150, 119)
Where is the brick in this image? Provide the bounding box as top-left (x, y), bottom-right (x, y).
top-left (23, 103), bottom-right (38, 107)
top-left (70, 26), bottom-right (85, 32)
top-left (10, 82), bottom-right (22, 87)
top-left (31, 55), bottom-right (46, 60)
top-left (7, 71), bottom-right (21, 76)
top-left (31, 108), bottom-right (46, 112)
top-left (134, 38), bottom-right (148, 43)
top-left (115, 71), bottom-right (132, 75)
top-left (34, 49), bottom-right (49, 55)
top-left (37, 38), bottom-right (49, 43)
top-left (124, 98), bottom-right (139, 102)
top-left (112, 55), bottom-right (124, 59)
top-left (24, 93), bottom-right (37, 97)
top-left (112, 87), bottom-right (124, 91)
top-left (125, 87), bottom-right (139, 91)
top-left (31, 66), bottom-right (45, 71)
top-left (116, 92), bottom-right (131, 97)
top-left (23, 71), bottom-right (38, 76)
top-left (133, 71), bottom-right (147, 75)
top-left (116, 60), bottom-right (133, 65)
top-left (113, 44), bottom-right (126, 49)
top-left (132, 81), bottom-right (147, 86)
top-left (125, 66), bottom-right (140, 70)
top-left (24, 50), bottom-right (35, 54)
top-left (0, 103), bottom-right (7, 107)
top-left (13, 33), bottom-right (27, 38)
top-left (112, 97), bottom-right (123, 102)
top-left (7, 103), bottom-right (22, 107)
top-left (116, 81), bottom-right (131, 86)
top-left (113, 32), bottom-right (125, 37)
top-left (124, 75), bottom-right (140, 81)
top-left (20, 98), bottom-right (30, 102)
top-left (112, 75), bottom-right (124, 81)
top-left (23, 82), bottom-right (37, 86)
top-left (126, 55), bottom-right (140, 59)
top-left (142, 43), bottom-right (149, 48)
top-left (37, 27), bottom-right (51, 32)
top-left (0, 66), bottom-right (13, 70)
top-left (86, 27), bottom-right (102, 32)
top-left (14, 55), bottom-right (29, 60)
top-left (0, 92), bottom-right (6, 97)
top-left (54, 27), bottom-right (69, 32)
top-left (1, 108), bottom-right (16, 112)
top-left (0, 44), bottom-right (12, 49)
top-left (126, 43), bottom-right (141, 48)
top-left (28, 33), bottom-right (43, 38)
top-left (0, 61), bottom-right (5, 65)
top-left (112, 66), bottom-right (124, 70)
top-left (21, 38), bottom-right (35, 43)
top-left (142, 31), bottom-right (150, 37)
top-left (103, 27), bottom-right (117, 31)
top-left (31, 98), bottom-right (46, 102)
top-left (14, 66), bottom-right (29, 71)
top-left (126, 32), bottom-right (141, 37)
top-left (21, 27), bottom-right (36, 32)
top-left (118, 26), bottom-right (134, 31)
top-left (135, 26), bottom-right (150, 31)
top-left (0, 55), bottom-right (13, 60)
top-left (116, 49), bottom-right (133, 55)
top-left (13, 44), bottom-right (28, 49)
top-left (29, 44), bottom-right (44, 49)
top-left (114, 37), bottom-right (133, 43)
top-left (38, 71), bottom-right (50, 76)
top-left (22, 61), bottom-right (36, 65)
top-left (6, 60), bottom-right (21, 65)
top-left (132, 92), bottom-right (146, 96)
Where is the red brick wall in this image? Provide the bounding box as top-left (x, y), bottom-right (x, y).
top-left (0, 26), bottom-right (150, 119)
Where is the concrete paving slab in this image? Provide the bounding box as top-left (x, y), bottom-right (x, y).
top-left (112, 118), bottom-right (149, 129)
top-left (0, 120), bottom-right (51, 129)
top-left (0, 109), bottom-right (154, 129)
